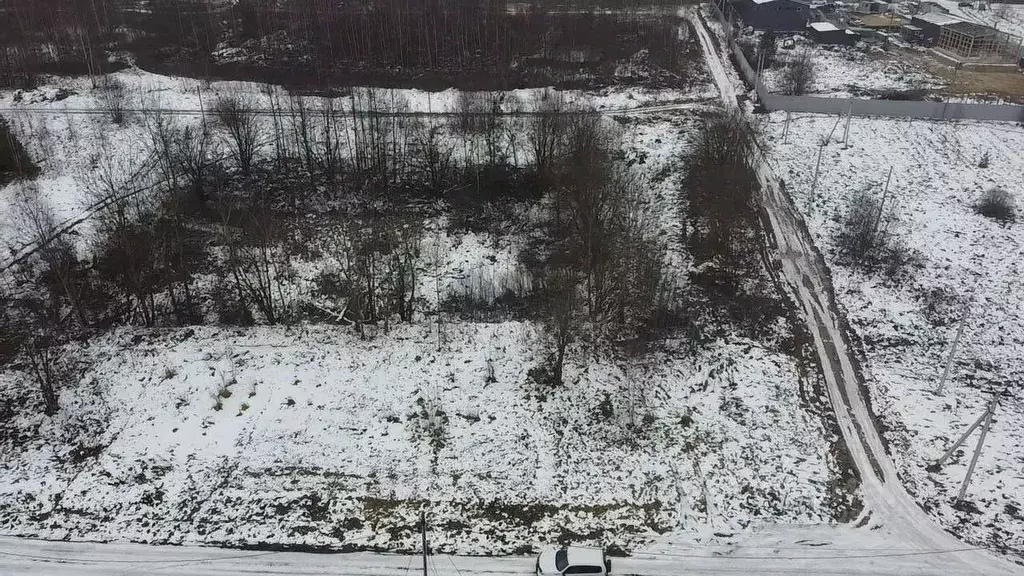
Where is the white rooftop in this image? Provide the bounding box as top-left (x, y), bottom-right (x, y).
top-left (810, 21), bottom-right (841, 31)
top-left (913, 12), bottom-right (962, 26)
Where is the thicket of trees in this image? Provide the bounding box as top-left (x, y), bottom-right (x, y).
top-left (0, 117), bottom-right (38, 184)
top-left (0, 0), bottom-right (691, 90)
top-left (1, 84), bottom-right (698, 411)
top-left (681, 112), bottom-right (784, 342)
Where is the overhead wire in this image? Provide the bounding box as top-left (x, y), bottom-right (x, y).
top-left (631, 545), bottom-right (990, 561)
top-left (0, 547), bottom-right (277, 565)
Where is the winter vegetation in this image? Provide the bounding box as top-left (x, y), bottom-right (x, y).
top-left (764, 112), bottom-right (1024, 557)
top-left (0, 0), bottom-right (705, 92)
top-left (0, 64), bottom-right (860, 552)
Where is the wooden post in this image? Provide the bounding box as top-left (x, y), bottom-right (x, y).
top-left (842, 104), bottom-right (853, 146)
top-left (934, 299), bottom-right (971, 395)
top-left (870, 166), bottom-right (894, 239)
top-left (197, 85), bottom-right (207, 130)
top-left (809, 141), bottom-right (825, 209)
top-left (421, 510), bottom-right (429, 576)
top-left (957, 399), bottom-right (997, 502)
top-left (933, 402), bottom-right (991, 467)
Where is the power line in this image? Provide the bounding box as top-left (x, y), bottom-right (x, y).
top-left (0, 102), bottom-right (707, 118)
top-left (632, 546), bottom-right (990, 561)
top-left (0, 547), bottom-right (277, 565)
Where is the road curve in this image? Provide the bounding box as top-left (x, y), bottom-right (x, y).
top-left (688, 7), bottom-right (1020, 575)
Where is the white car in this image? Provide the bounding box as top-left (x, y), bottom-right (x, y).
top-left (536, 546), bottom-right (612, 575)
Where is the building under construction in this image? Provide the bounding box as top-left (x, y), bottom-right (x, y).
top-left (935, 21), bottom-right (1023, 64)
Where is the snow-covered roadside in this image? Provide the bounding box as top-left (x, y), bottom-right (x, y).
top-left (0, 322), bottom-right (841, 554)
top-left (762, 112), bottom-right (1024, 558)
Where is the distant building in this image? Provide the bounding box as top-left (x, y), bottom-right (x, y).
top-left (919, 1), bottom-right (951, 14)
top-left (936, 21), bottom-right (1023, 62)
top-left (807, 21), bottom-right (861, 44)
top-left (854, 13), bottom-right (907, 28)
top-left (911, 13), bottom-right (963, 43)
top-left (855, 0), bottom-right (891, 13)
top-left (728, 0), bottom-right (813, 32)
top-left (901, 24), bottom-right (926, 43)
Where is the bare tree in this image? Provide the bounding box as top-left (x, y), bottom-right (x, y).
top-left (26, 338), bottom-right (60, 416)
top-left (87, 154), bottom-right (162, 325)
top-left (221, 211), bottom-right (293, 325)
top-left (14, 190), bottom-right (90, 329)
top-left (410, 118), bottom-right (455, 194)
top-left (214, 94), bottom-right (262, 179)
top-left (543, 268), bottom-right (579, 385)
top-left (350, 88), bottom-right (409, 190)
top-left (683, 112), bottom-right (760, 262)
top-left (174, 125), bottom-right (213, 205)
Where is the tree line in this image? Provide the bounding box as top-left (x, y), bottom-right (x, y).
top-left (0, 0), bottom-right (690, 91)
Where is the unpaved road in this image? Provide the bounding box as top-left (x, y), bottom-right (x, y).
top-left (0, 526), bottom-right (1004, 575)
top-left (689, 7), bottom-right (1021, 575)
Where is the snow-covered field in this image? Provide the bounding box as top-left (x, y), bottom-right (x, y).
top-left (0, 323), bottom-right (844, 553)
top-left (0, 70), bottom-right (857, 552)
top-left (759, 42), bottom-right (943, 98)
top-left (763, 112), bottom-right (1024, 557)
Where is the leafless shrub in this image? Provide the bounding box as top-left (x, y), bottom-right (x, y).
top-left (98, 77), bottom-right (128, 124)
top-left (173, 125), bottom-right (213, 204)
top-left (835, 188), bottom-right (919, 281)
top-left (974, 187), bottom-right (1015, 224)
top-left (0, 117), bottom-right (39, 185)
top-left (214, 94), bottom-right (261, 178)
top-left (320, 214), bottom-right (422, 336)
top-left (781, 50), bottom-right (815, 96)
top-left (220, 211), bottom-right (294, 325)
top-left (409, 118), bottom-right (455, 194)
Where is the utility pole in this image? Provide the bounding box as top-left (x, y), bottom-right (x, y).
top-left (197, 85), bottom-right (207, 131)
top-left (842, 104), bottom-right (853, 147)
top-left (809, 139), bottom-right (826, 209)
top-left (421, 510), bottom-right (429, 576)
top-left (870, 166), bottom-right (894, 239)
top-left (929, 397), bottom-right (998, 503)
top-left (934, 298), bottom-right (972, 395)
top-left (783, 110), bottom-right (792, 143)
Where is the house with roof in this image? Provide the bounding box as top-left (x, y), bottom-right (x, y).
top-left (728, 0), bottom-right (813, 32)
top-left (910, 13), bottom-right (963, 43)
top-left (807, 21), bottom-right (861, 44)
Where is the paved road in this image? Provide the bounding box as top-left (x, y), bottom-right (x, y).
top-left (688, 7), bottom-right (1021, 576)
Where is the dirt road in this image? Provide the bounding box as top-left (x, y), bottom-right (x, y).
top-left (689, 7), bottom-right (1020, 575)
